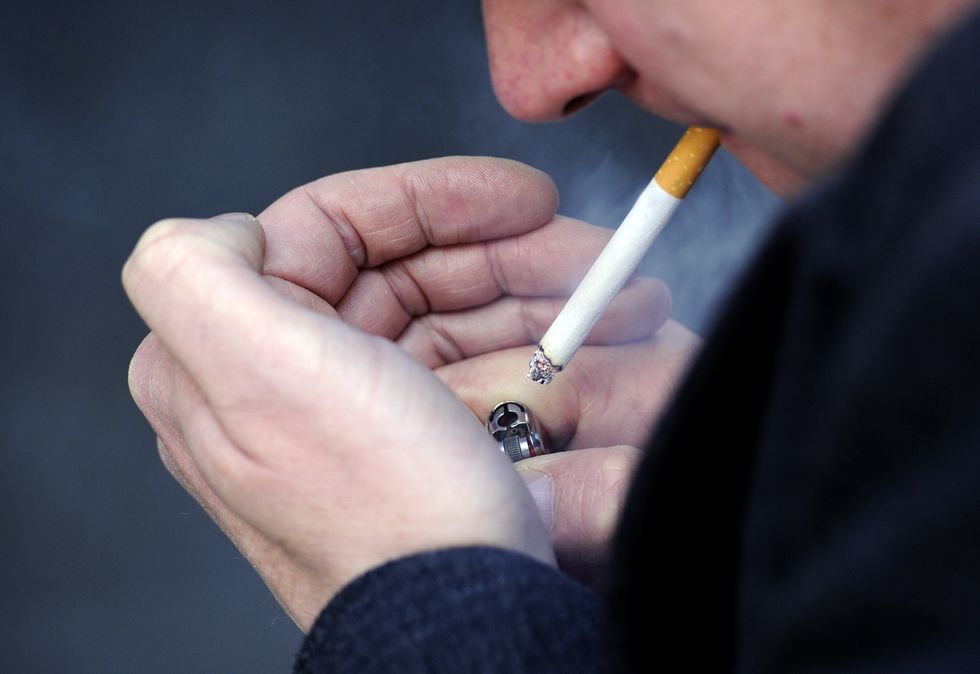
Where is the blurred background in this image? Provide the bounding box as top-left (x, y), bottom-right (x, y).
top-left (1, 1), bottom-right (779, 671)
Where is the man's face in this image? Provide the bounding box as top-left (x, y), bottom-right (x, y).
top-left (481, 0), bottom-right (867, 195)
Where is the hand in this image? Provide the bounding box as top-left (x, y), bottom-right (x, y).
top-left (124, 157), bottom-right (692, 630)
top-left (438, 319), bottom-right (700, 582)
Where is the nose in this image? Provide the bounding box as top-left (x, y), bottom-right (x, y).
top-left (482, 0), bottom-right (630, 122)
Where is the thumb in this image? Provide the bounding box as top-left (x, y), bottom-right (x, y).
top-left (516, 445), bottom-right (641, 564)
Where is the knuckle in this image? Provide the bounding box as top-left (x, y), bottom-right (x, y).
top-left (133, 218), bottom-right (195, 262)
top-left (156, 437), bottom-right (212, 508)
top-left (600, 446), bottom-right (641, 476)
top-left (156, 437), bottom-right (184, 482)
top-left (123, 218), bottom-right (197, 291)
top-left (127, 351), bottom-right (150, 411)
top-left (591, 448), bottom-right (641, 535)
top-left (595, 452), bottom-right (637, 503)
top-left (202, 443), bottom-right (263, 492)
top-left (127, 334), bottom-right (169, 417)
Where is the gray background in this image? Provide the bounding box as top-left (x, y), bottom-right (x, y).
top-left (1, 1), bottom-right (778, 671)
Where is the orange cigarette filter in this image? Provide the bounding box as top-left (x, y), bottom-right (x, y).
top-left (654, 126), bottom-right (721, 198)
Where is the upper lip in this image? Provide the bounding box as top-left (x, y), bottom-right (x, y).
top-left (616, 75), bottom-right (723, 130)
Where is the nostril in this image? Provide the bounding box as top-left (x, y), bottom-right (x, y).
top-left (562, 91), bottom-right (601, 117)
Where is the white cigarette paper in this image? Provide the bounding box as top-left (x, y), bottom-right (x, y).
top-left (528, 127), bottom-right (720, 385)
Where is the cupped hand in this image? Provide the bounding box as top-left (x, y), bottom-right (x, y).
top-left (123, 157), bottom-right (695, 630)
top-left (438, 318), bottom-right (699, 577)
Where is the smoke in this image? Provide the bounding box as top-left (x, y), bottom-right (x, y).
top-left (640, 150), bottom-right (782, 332)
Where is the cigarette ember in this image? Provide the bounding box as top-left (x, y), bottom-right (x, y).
top-left (527, 126), bottom-right (720, 385)
top-left (528, 347), bottom-right (562, 385)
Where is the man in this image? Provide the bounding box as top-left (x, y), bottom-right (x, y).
top-left (123, 0), bottom-right (980, 670)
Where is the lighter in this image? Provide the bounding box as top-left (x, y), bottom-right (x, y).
top-left (486, 401), bottom-right (550, 463)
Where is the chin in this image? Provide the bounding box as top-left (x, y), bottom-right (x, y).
top-left (720, 132), bottom-right (810, 199)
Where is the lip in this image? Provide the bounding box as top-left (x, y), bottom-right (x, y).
top-left (717, 129), bottom-right (743, 150)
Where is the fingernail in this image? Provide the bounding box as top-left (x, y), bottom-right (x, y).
top-left (519, 470), bottom-right (554, 532)
top-left (211, 212), bottom-right (256, 222)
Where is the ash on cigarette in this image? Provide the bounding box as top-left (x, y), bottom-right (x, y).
top-left (528, 347), bottom-right (562, 385)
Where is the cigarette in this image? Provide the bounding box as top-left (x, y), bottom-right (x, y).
top-left (528, 126), bottom-right (720, 385)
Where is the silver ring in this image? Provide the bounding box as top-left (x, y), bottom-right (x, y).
top-left (486, 401), bottom-right (549, 462)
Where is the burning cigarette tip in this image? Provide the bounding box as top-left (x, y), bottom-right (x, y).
top-left (527, 347), bottom-right (562, 386)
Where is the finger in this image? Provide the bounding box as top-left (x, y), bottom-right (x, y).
top-left (256, 157), bottom-right (559, 304)
top-left (334, 216), bottom-right (665, 339)
top-left (438, 320), bottom-right (699, 450)
top-left (263, 274), bottom-right (338, 318)
top-left (517, 446), bottom-right (641, 564)
top-left (397, 277), bottom-right (671, 368)
top-left (122, 215), bottom-right (357, 438)
top-left (129, 333), bottom-right (258, 522)
top-left (129, 333), bottom-right (265, 548)
top-left (123, 214), bottom-right (485, 479)
top-left (129, 334), bottom-right (327, 629)
top-left (157, 433), bottom-right (324, 632)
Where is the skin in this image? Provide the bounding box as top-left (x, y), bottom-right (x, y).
top-left (124, 0), bottom-right (977, 631)
top-left (482, 0), bottom-right (978, 196)
top-left (125, 159), bottom-right (684, 629)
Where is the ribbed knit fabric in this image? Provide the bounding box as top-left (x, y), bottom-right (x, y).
top-left (294, 548), bottom-right (598, 673)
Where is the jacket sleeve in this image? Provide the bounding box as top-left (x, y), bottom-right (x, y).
top-left (293, 547), bottom-right (599, 674)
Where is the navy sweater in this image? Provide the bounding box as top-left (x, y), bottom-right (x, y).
top-left (296, 10), bottom-right (980, 673)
